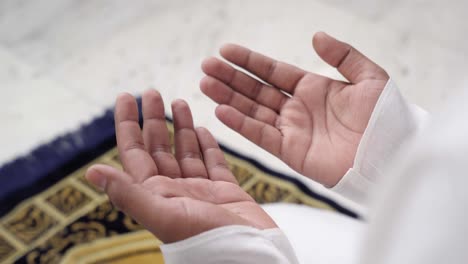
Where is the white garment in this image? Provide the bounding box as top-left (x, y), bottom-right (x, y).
top-left (161, 79), bottom-right (468, 263)
top-left (262, 203), bottom-right (364, 263)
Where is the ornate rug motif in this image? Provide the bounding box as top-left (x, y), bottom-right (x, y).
top-left (0, 121), bottom-right (356, 264)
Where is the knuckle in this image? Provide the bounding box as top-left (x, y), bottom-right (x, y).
top-left (108, 185), bottom-right (127, 211)
top-left (180, 151), bottom-right (202, 160)
top-left (248, 102), bottom-right (259, 118)
top-left (123, 140), bottom-right (145, 152)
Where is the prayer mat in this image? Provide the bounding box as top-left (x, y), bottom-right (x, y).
top-left (0, 102), bottom-right (357, 264)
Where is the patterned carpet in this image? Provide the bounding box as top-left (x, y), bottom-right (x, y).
top-left (0, 119), bottom-right (356, 264)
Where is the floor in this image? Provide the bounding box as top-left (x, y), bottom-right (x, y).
top-left (1, 0), bottom-right (467, 206)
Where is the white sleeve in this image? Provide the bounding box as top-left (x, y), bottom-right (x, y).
top-left (160, 79), bottom-right (428, 264)
top-left (161, 225), bottom-right (299, 264)
top-left (361, 86), bottom-right (468, 264)
top-left (331, 79), bottom-right (429, 206)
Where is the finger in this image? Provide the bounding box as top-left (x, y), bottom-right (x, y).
top-left (312, 31), bottom-right (389, 83)
top-left (142, 90), bottom-right (181, 178)
top-left (195, 127), bottom-right (237, 184)
top-left (201, 57), bottom-right (288, 112)
top-left (200, 76), bottom-right (279, 126)
top-left (219, 44), bottom-right (307, 94)
top-left (115, 93), bottom-right (158, 181)
top-left (172, 99), bottom-right (208, 178)
top-left (215, 105), bottom-right (283, 157)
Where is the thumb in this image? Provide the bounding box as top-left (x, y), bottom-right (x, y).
top-left (312, 31), bottom-right (388, 83)
top-left (85, 164), bottom-right (177, 242)
top-left (86, 164), bottom-right (135, 211)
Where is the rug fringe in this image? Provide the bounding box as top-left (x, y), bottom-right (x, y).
top-left (0, 108), bottom-right (113, 202)
top-left (0, 99), bottom-right (144, 216)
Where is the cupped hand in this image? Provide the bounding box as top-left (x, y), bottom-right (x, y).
top-left (201, 32), bottom-right (389, 187)
top-left (86, 90), bottom-right (276, 243)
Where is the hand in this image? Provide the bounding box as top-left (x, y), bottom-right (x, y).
top-left (85, 90), bottom-right (276, 243)
top-left (201, 32), bottom-right (389, 187)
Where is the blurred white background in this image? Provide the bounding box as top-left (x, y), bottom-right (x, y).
top-left (1, 0), bottom-right (467, 201)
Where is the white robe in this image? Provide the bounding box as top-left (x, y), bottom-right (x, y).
top-left (160, 79), bottom-right (468, 263)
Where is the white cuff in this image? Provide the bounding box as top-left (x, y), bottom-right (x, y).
top-left (332, 168), bottom-right (374, 205)
top-left (161, 225), bottom-right (299, 264)
top-left (332, 79), bottom-right (429, 205)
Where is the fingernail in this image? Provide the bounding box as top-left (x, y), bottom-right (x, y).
top-left (195, 127), bottom-right (207, 133)
top-left (96, 177), bottom-right (107, 192)
top-left (172, 99), bottom-right (185, 107)
top-left (86, 168), bottom-right (107, 191)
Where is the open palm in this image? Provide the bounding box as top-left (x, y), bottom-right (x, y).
top-left (201, 32), bottom-right (389, 187)
top-left (86, 90), bottom-right (276, 243)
